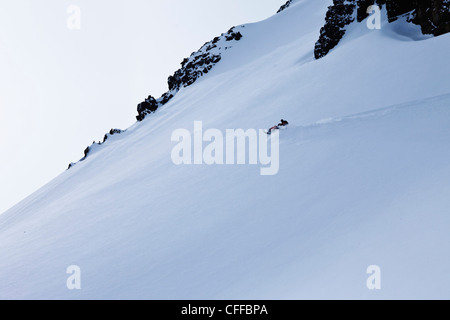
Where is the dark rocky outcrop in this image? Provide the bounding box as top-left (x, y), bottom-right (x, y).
top-left (374, 0), bottom-right (449, 35)
top-left (314, 0), bottom-right (356, 60)
top-left (83, 146), bottom-right (91, 158)
top-left (69, 26), bottom-right (245, 169)
top-left (68, 128), bottom-right (125, 170)
top-left (412, 0), bottom-right (450, 36)
top-left (385, 0), bottom-right (414, 22)
top-left (136, 26), bottom-right (244, 122)
top-left (102, 128), bottom-right (123, 143)
top-left (315, 0), bottom-right (450, 59)
top-left (357, 0), bottom-right (386, 22)
top-left (277, 0), bottom-right (294, 14)
top-left (136, 97), bottom-right (159, 122)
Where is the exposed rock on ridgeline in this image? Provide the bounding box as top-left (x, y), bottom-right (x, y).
top-left (314, 0), bottom-right (357, 60)
top-left (67, 128), bottom-right (124, 170)
top-left (277, 0), bottom-right (294, 14)
top-left (136, 26), bottom-right (244, 122)
top-left (315, 0), bottom-right (450, 59)
top-left (356, 0), bottom-right (387, 22)
top-left (69, 26), bottom-right (244, 168)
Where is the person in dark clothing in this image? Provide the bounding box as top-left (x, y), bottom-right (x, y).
top-left (267, 119), bottom-right (289, 134)
top-left (278, 119), bottom-right (289, 127)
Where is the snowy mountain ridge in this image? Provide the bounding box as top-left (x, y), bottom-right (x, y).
top-left (70, 0), bottom-right (450, 167)
top-left (1, 0), bottom-right (450, 299)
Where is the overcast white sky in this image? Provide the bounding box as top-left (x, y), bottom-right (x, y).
top-left (0, 0), bottom-right (285, 213)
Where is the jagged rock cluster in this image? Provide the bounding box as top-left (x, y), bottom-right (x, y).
top-left (315, 0), bottom-right (450, 59)
top-left (102, 128), bottom-right (123, 143)
top-left (396, 0), bottom-right (450, 36)
top-left (277, 0), bottom-right (294, 14)
top-left (67, 128), bottom-right (124, 169)
top-left (136, 26), bottom-right (244, 122)
top-left (314, 0), bottom-right (357, 60)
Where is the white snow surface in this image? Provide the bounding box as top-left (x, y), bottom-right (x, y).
top-left (1, 0), bottom-right (450, 299)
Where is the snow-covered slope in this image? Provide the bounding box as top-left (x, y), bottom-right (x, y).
top-left (1, 0), bottom-right (450, 299)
